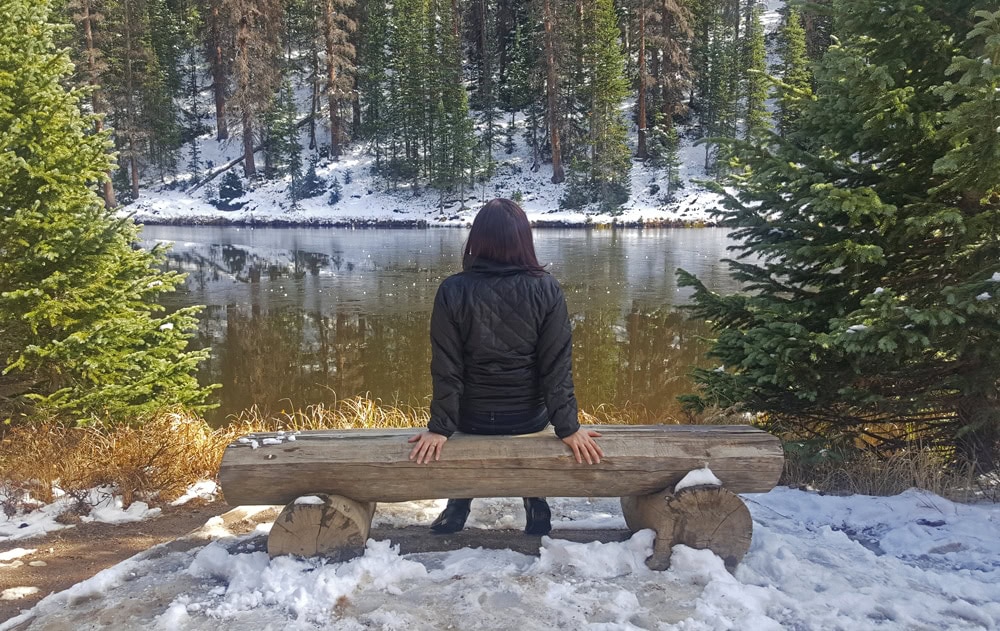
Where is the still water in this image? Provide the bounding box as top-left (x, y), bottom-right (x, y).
top-left (141, 226), bottom-right (741, 425)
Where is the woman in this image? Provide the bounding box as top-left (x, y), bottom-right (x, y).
top-left (408, 198), bottom-right (603, 536)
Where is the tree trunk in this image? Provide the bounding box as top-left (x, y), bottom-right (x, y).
top-left (268, 494), bottom-right (376, 560)
top-left (310, 46), bottom-right (319, 150)
top-left (210, 2), bottom-right (229, 141)
top-left (324, 0), bottom-right (342, 160)
top-left (243, 113), bottom-right (256, 178)
top-left (637, 0), bottom-right (648, 159)
top-left (621, 485), bottom-right (753, 572)
top-left (543, 0), bottom-right (564, 183)
top-left (219, 425), bottom-right (784, 505)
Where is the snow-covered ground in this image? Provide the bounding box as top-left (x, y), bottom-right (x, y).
top-left (3, 488), bottom-right (998, 630)
top-left (128, 114), bottom-right (722, 228)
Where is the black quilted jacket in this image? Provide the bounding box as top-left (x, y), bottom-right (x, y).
top-left (427, 258), bottom-right (580, 439)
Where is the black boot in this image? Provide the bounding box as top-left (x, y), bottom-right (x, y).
top-left (523, 497), bottom-right (552, 536)
top-left (430, 499), bottom-right (472, 534)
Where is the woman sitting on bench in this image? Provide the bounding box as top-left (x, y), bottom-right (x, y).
top-left (408, 198), bottom-right (604, 535)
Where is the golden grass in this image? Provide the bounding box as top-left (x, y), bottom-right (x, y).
top-left (0, 397), bottom-right (428, 516)
top-left (780, 445), bottom-right (988, 502)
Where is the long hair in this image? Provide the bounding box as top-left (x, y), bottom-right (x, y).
top-left (463, 199), bottom-right (545, 273)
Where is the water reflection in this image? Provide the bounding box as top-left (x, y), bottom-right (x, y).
top-left (142, 226), bottom-right (739, 425)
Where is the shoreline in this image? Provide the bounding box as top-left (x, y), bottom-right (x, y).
top-left (131, 215), bottom-right (719, 229)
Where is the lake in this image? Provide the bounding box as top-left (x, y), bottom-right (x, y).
top-left (140, 226), bottom-right (741, 425)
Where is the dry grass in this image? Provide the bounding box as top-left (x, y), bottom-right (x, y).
top-left (781, 445), bottom-right (992, 502)
top-left (0, 396), bottom-right (428, 517)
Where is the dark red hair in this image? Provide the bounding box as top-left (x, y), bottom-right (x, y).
top-left (463, 199), bottom-right (545, 273)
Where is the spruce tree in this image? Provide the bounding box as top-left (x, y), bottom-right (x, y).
top-left (0, 0), bottom-right (213, 424)
top-left (358, 0), bottom-right (389, 168)
top-left (678, 2), bottom-right (1000, 467)
top-left (741, 0), bottom-right (767, 139)
top-left (774, 6), bottom-right (811, 138)
top-left (587, 0), bottom-right (631, 211)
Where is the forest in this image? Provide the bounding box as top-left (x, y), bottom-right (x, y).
top-left (53, 0), bottom-right (820, 212)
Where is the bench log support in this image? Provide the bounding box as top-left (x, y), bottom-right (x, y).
top-left (219, 424), bottom-right (782, 570)
top-left (267, 494), bottom-right (377, 560)
top-left (621, 485), bottom-right (752, 572)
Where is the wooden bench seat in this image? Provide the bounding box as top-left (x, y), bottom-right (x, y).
top-left (218, 424), bottom-right (783, 571)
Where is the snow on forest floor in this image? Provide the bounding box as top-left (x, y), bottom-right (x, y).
top-left (2, 487), bottom-right (999, 630)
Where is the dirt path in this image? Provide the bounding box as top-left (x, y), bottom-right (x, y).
top-left (0, 502), bottom-right (230, 624)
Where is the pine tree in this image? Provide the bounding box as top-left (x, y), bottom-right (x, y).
top-left (320, 0), bottom-right (357, 159)
top-left (66, 0), bottom-right (118, 207)
top-left (224, 0), bottom-right (284, 179)
top-left (203, 0), bottom-right (230, 140)
top-left (388, 0), bottom-right (428, 181)
top-left (358, 0), bottom-right (390, 168)
top-left (774, 6), bottom-right (811, 138)
top-left (542, 0), bottom-right (565, 182)
top-left (587, 0), bottom-right (631, 211)
top-left (678, 2), bottom-right (1000, 466)
top-left (0, 0), bottom-right (214, 423)
top-left (432, 0), bottom-right (477, 200)
top-left (741, 0), bottom-right (767, 139)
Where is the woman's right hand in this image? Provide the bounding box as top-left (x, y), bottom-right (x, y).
top-left (561, 429), bottom-right (604, 464)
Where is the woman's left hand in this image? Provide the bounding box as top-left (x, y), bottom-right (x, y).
top-left (408, 431), bottom-right (448, 464)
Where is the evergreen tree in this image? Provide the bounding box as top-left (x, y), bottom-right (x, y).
top-left (358, 0), bottom-right (389, 167)
top-left (741, 0), bottom-right (767, 139)
top-left (224, 0), bottom-right (284, 179)
top-left (216, 171), bottom-right (246, 208)
top-left (774, 6), bottom-right (811, 138)
top-left (320, 0), bottom-right (357, 159)
top-left (0, 0), bottom-right (214, 423)
top-left (388, 0), bottom-right (428, 181)
top-left (432, 0), bottom-right (477, 201)
top-left (66, 0), bottom-right (118, 207)
top-left (541, 0), bottom-right (565, 182)
top-left (202, 0), bottom-right (231, 140)
top-left (678, 2), bottom-right (1000, 467)
top-left (648, 122), bottom-right (681, 198)
top-left (587, 0), bottom-right (631, 211)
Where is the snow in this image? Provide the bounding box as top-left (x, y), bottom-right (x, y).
top-left (0, 587), bottom-right (39, 601)
top-left (991, 272), bottom-right (1000, 282)
top-left (674, 467), bottom-right (723, 493)
top-left (293, 496), bottom-right (326, 506)
top-left (3, 488), bottom-right (999, 630)
top-left (170, 481), bottom-right (220, 507)
top-left (1, 481), bottom-right (219, 538)
top-left (846, 324), bottom-right (869, 333)
top-left (976, 292), bottom-right (991, 301)
top-left (0, 548), bottom-right (35, 563)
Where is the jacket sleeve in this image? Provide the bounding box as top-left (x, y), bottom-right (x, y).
top-left (427, 283), bottom-right (463, 437)
top-left (537, 279), bottom-right (580, 438)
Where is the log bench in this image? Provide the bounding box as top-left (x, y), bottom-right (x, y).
top-left (218, 424), bottom-right (783, 571)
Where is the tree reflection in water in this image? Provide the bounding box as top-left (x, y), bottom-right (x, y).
top-left (145, 227), bottom-right (734, 426)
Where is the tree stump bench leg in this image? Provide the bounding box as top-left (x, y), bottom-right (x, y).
top-left (267, 494), bottom-right (377, 561)
top-left (620, 485), bottom-right (752, 572)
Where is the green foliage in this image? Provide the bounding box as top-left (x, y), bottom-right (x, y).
top-left (648, 123), bottom-right (682, 199)
top-left (327, 175), bottom-right (342, 205)
top-left (295, 162), bottom-right (326, 199)
top-left (216, 172), bottom-right (246, 209)
top-left (586, 0), bottom-right (632, 212)
top-left (679, 2), bottom-right (1000, 467)
top-left (742, 2), bottom-right (768, 139)
top-left (0, 0), bottom-right (215, 424)
top-left (775, 7), bottom-right (812, 138)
